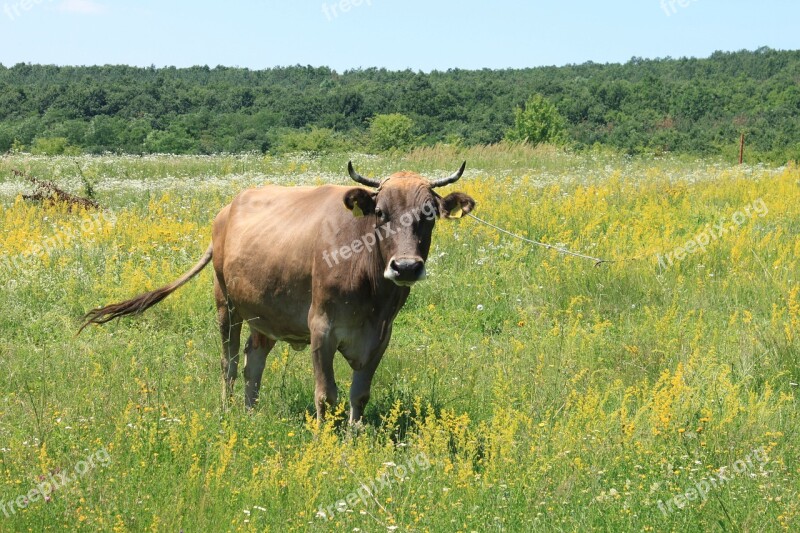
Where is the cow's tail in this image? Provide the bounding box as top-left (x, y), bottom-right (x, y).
top-left (79, 243), bottom-right (214, 334)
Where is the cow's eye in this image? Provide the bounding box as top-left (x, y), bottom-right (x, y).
top-left (375, 207), bottom-right (387, 220)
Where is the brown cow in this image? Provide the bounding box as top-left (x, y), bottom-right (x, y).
top-left (81, 162), bottom-right (476, 423)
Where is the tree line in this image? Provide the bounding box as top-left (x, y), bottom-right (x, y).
top-left (0, 47), bottom-right (798, 162)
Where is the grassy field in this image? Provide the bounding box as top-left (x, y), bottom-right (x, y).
top-left (0, 146), bottom-right (798, 532)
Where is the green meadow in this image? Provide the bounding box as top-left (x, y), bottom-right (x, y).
top-left (0, 146), bottom-right (797, 531)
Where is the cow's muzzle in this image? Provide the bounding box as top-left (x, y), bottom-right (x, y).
top-left (385, 257), bottom-right (427, 286)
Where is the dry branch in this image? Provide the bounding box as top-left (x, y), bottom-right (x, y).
top-left (13, 169), bottom-right (100, 211)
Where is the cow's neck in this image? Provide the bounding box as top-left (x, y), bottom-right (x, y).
top-left (369, 278), bottom-right (411, 322)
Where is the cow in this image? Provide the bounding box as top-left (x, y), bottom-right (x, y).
top-left (80, 162), bottom-right (476, 423)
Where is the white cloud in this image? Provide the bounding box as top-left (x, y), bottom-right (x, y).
top-left (57, 0), bottom-right (108, 15)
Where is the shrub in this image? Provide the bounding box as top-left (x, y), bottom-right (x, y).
top-left (30, 137), bottom-right (82, 156)
top-left (505, 94), bottom-right (568, 146)
top-left (273, 127), bottom-right (354, 155)
top-left (368, 113), bottom-right (416, 152)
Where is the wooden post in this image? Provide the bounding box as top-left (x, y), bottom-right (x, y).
top-left (739, 133), bottom-right (745, 165)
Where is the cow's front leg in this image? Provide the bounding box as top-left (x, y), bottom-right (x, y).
top-left (349, 348), bottom-right (386, 424)
top-left (244, 331), bottom-right (275, 409)
top-left (311, 331), bottom-right (338, 423)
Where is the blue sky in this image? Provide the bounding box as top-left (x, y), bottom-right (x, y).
top-left (1, 0), bottom-right (798, 71)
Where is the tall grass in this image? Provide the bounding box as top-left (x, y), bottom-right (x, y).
top-left (0, 151), bottom-right (796, 531)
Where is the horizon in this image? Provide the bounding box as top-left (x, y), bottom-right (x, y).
top-left (0, 46), bottom-right (790, 73)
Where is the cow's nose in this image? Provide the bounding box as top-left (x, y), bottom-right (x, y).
top-left (387, 257), bottom-right (426, 284)
top-left (390, 258), bottom-right (425, 278)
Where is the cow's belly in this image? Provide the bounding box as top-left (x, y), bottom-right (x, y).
top-left (225, 275), bottom-right (313, 343)
top-left (336, 321), bottom-right (393, 370)
top-left (247, 317), bottom-right (310, 345)
top-left (235, 299), bottom-right (312, 344)
top-left (221, 251), bottom-right (314, 343)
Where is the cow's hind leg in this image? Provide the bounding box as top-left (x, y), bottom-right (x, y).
top-left (218, 298), bottom-right (242, 407)
top-left (310, 320), bottom-right (338, 423)
top-left (244, 331), bottom-right (275, 409)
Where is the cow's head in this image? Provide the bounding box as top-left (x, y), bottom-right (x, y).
top-left (343, 162), bottom-right (476, 286)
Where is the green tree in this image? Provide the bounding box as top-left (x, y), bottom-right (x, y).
top-left (0, 124), bottom-right (12, 152)
top-left (369, 113), bottom-right (415, 152)
top-left (144, 127), bottom-right (197, 154)
top-left (2, 51), bottom-right (800, 162)
top-left (30, 137), bottom-right (81, 155)
top-left (10, 139), bottom-right (26, 153)
top-left (274, 127), bottom-right (353, 155)
top-left (505, 94), bottom-right (568, 146)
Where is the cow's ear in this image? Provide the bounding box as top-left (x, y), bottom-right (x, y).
top-left (439, 192), bottom-right (476, 219)
top-left (344, 188), bottom-right (377, 217)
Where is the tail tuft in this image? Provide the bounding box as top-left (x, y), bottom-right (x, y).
top-left (79, 286), bottom-right (174, 333)
top-left (78, 243), bottom-right (213, 334)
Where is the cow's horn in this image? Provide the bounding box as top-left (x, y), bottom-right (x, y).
top-left (430, 161), bottom-right (467, 188)
top-left (348, 161), bottom-right (381, 188)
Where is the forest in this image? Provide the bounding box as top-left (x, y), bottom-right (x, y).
top-left (1, 47), bottom-right (798, 162)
